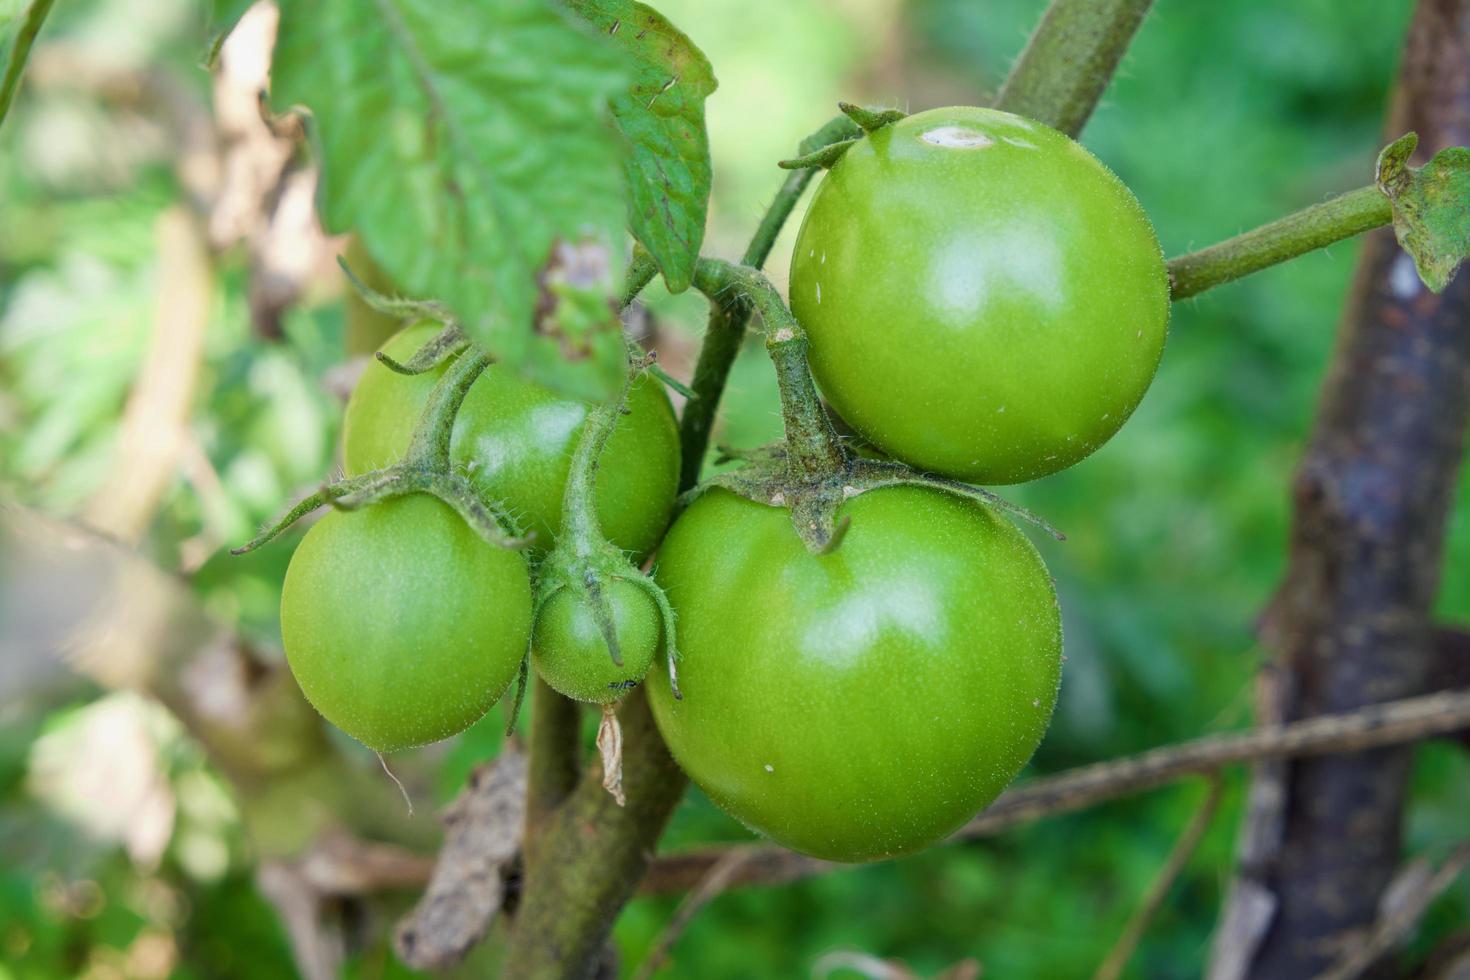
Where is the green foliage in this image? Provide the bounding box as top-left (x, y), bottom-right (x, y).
top-left (567, 0), bottom-right (717, 294)
top-left (1377, 132), bottom-right (1470, 292)
top-left (270, 0), bottom-right (632, 398)
top-left (5, 1), bottom-right (1470, 978)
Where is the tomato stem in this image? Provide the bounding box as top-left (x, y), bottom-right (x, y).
top-left (558, 354), bottom-right (642, 557)
top-left (995, 0), bottom-right (1156, 138)
top-left (690, 257), bottom-right (849, 482)
top-left (1167, 185), bottom-right (1393, 300)
top-left (672, 113), bottom-right (860, 492)
top-left (403, 349), bottom-right (490, 472)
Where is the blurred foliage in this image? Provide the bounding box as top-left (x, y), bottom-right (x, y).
top-left (2, 0), bottom-right (1468, 978)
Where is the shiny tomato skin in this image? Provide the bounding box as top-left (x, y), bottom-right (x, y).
top-left (280, 493), bottom-right (532, 752)
top-left (790, 105), bottom-right (1169, 485)
top-left (532, 579), bottom-right (660, 704)
top-left (647, 486), bottom-right (1062, 862)
top-left (342, 322), bottom-right (680, 556)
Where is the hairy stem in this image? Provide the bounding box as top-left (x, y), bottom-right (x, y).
top-left (559, 362), bottom-right (639, 555)
top-left (690, 257), bottom-right (846, 481)
top-left (677, 113), bottom-right (859, 489)
top-left (994, 0), bottom-right (1156, 137)
top-left (405, 349), bottom-right (491, 470)
top-left (524, 678), bottom-right (581, 855)
top-left (503, 690), bottom-right (685, 979)
top-left (1167, 185), bottom-right (1393, 300)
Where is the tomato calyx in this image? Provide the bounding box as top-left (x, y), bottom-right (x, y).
top-left (685, 254), bottom-right (1062, 554)
top-left (778, 101), bottom-right (905, 171)
top-left (689, 442), bottom-right (1066, 555)
top-left (232, 338), bottom-right (530, 556)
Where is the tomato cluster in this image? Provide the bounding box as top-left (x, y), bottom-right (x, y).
top-left (278, 323), bottom-right (680, 751)
top-left (267, 105), bottom-right (1167, 863)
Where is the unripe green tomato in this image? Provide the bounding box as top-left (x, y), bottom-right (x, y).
top-left (647, 486), bottom-right (1062, 863)
top-left (532, 579), bottom-right (659, 704)
top-left (280, 493), bottom-right (532, 752)
top-left (342, 322), bottom-right (680, 556)
top-left (790, 105), bottom-right (1170, 485)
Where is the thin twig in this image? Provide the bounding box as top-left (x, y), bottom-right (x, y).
top-left (1092, 777), bottom-right (1225, 980)
top-left (1311, 844), bottom-right (1470, 980)
top-left (1167, 185), bottom-right (1392, 300)
top-left (640, 688), bottom-right (1470, 894)
top-left (631, 848), bottom-right (759, 980)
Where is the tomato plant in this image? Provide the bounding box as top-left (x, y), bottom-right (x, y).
top-left (280, 493), bottom-right (533, 752)
top-left (532, 579), bottom-right (660, 704)
top-left (790, 105), bottom-right (1170, 485)
top-left (647, 485), bottom-right (1062, 862)
top-left (343, 322), bottom-right (681, 556)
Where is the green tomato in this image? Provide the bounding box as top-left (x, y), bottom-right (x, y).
top-left (647, 486), bottom-right (1061, 862)
top-left (280, 493), bottom-right (532, 752)
top-left (343, 322), bottom-right (681, 556)
top-left (532, 579), bottom-right (659, 704)
top-left (790, 105), bottom-right (1170, 485)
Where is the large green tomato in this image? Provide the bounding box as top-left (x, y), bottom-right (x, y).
top-left (532, 579), bottom-right (659, 704)
top-left (343, 322), bottom-right (680, 556)
top-left (647, 486), bottom-right (1062, 862)
top-left (790, 105), bottom-right (1170, 485)
top-left (280, 493), bottom-right (532, 752)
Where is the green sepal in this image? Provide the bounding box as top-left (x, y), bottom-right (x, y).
top-left (838, 101), bottom-right (905, 133)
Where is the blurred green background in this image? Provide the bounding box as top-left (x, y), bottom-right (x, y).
top-left (3, 1), bottom-right (1468, 977)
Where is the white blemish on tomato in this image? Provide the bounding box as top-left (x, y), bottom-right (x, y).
top-left (921, 126), bottom-right (993, 149)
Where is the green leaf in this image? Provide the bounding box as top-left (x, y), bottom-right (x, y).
top-left (567, 0), bottom-right (715, 294)
top-left (271, 0), bottom-right (633, 398)
top-left (1376, 132), bottom-right (1470, 293)
top-left (0, 0), bottom-right (56, 129)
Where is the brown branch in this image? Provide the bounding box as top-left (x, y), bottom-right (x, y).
top-left (1093, 778), bottom-right (1225, 980)
top-left (631, 848), bottom-right (760, 980)
top-left (639, 687), bottom-right (1470, 895)
top-left (1226, 2), bottom-right (1470, 976)
top-left (1311, 843), bottom-right (1470, 980)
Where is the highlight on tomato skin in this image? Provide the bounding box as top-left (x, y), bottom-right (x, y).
top-left (790, 105), bottom-right (1171, 487)
top-left (647, 485), bottom-right (1062, 864)
top-left (279, 493), bottom-right (533, 753)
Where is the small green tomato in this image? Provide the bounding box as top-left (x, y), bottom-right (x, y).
top-left (280, 493), bottom-right (532, 752)
top-left (532, 579), bottom-right (660, 704)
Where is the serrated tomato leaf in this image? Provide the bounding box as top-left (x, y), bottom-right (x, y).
top-left (271, 0), bottom-right (633, 398)
top-left (567, 0), bottom-right (715, 294)
top-left (1376, 132), bottom-right (1470, 293)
